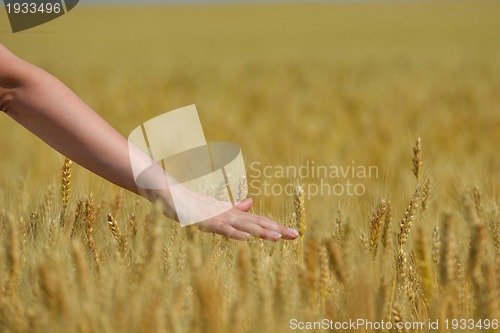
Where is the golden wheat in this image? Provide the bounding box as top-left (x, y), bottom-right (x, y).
top-left (369, 199), bottom-right (388, 261)
top-left (0, 3), bottom-right (499, 332)
top-left (60, 158), bottom-right (72, 215)
top-left (412, 137), bottom-right (422, 180)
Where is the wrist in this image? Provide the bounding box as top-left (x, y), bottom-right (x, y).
top-left (140, 188), bottom-right (178, 222)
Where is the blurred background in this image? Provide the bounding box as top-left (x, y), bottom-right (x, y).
top-left (1, 0), bottom-right (499, 224)
top-left (2, 3), bottom-right (500, 331)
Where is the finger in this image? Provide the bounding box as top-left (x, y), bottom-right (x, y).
top-left (230, 214), bottom-right (284, 241)
top-left (233, 212), bottom-right (299, 240)
top-left (252, 216), bottom-right (300, 240)
top-left (234, 198), bottom-right (253, 212)
top-left (198, 220), bottom-right (251, 241)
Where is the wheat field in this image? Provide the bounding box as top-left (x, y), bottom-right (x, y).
top-left (1, 1), bottom-right (500, 332)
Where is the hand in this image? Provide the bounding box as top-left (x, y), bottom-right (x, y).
top-left (197, 198), bottom-right (300, 241)
top-left (154, 178), bottom-right (299, 241)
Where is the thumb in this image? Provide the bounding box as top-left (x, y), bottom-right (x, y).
top-left (234, 198), bottom-right (253, 212)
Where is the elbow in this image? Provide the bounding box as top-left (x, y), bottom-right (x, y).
top-left (0, 45), bottom-right (28, 115)
top-left (0, 88), bottom-right (14, 115)
top-left (0, 71), bottom-right (21, 116)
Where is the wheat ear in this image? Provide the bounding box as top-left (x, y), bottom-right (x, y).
top-left (60, 158), bottom-right (72, 213)
top-left (84, 193), bottom-right (100, 273)
top-left (107, 213), bottom-right (127, 255)
top-left (412, 137), bottom-right (422, 180)
top-left (397, 187), bottom-right (421, 248)
top-left (369, 199), bottom-right (388, 261)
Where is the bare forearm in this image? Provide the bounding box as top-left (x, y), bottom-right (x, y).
top-left (0, 46), bottom-right (152, 202)
top-left (0, 45), bottom-right (299, 241)
top-left (12, 72), bottom-right (137, 190)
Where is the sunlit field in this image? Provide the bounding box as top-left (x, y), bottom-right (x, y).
top-left (1, 1), bottom-right (500, 332)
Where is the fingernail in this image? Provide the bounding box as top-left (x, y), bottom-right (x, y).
top-left (242, 232), bottom-right (252, 240)
top-left (287, 228), bottom-right (300, 238)
top-left (270, 231), bottom-right (282, 240)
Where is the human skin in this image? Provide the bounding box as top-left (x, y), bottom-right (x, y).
top-left (0, 44), bottom-right (299, 241)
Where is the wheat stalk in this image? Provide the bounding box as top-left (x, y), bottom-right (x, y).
top-left (70, 199), bottom-right (84, 239)
top-left (107, 213), bottom-right (127, 256)
top-left (273, 260), bottom-right (286, 317)
top-left (412, 137), bottom-right (422, 180)
top-left (43, 183), bottom-right (54, 222)
top-left (304, 236), bottom-right (319, 296)
top-left (291, 184), bottom-right (307, 260)
top-left (4, 212), bottom-right (20, 298)
top-left (421, 178), bottom-right (432, 212)
top-left (236, 174), bottom-right (248, 202)
top-left (391, 306), bottom-right (407, 333)
top-left (395, 247), bottom-right (409, 294)
top-left (381, 201), bottom-right (392, 251)
top-left (112, 189), bottom-right (124, 218)
top-left (369, 199), bottom-right (388, 261)
top-left (127, 199), bottom-right (140, 240)
top-left (293, 184), bottom-right (307, 236)
top-left (319, 244), bottom-right (329, 305)
top-left (60, 158), bottom-right (72, 218)
top-left (468, 223), bottom-right (486, 283)
top-left (376, 278), bottom-right (391, 324)
top-left (439, 212), bottom-right (454, 287)
top-left (84, 193), bottom-right (100, 273)
top-left (432, 226), bottom-right (440, 270)
top-left (407, 252), bottom-right (422, 313)
top-left (71, 241), bottom-right (90, 294)
top-left (397, 187), bottom-right (420, 248)
top-left (237, 245), bottom-right (250, 302)
top-left (480, 263), bottom-right (498, 319)
top-left (472, 186), bottom-right (483, 219)
top-left (335, 209), bottom-right (343, 247)
top-left (325, 238), bottom-right (346, 284)
top-left (487, 204), bottom-right (500, 253)
top-left (415, 227), bottom-right (432, 301)
top-left (452, 250), bottom-right (466, 313)
top-left (38, 264), bottom-right (67, 315)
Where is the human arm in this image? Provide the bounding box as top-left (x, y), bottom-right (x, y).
top-left (0, 44), bottom-right (299, 241)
